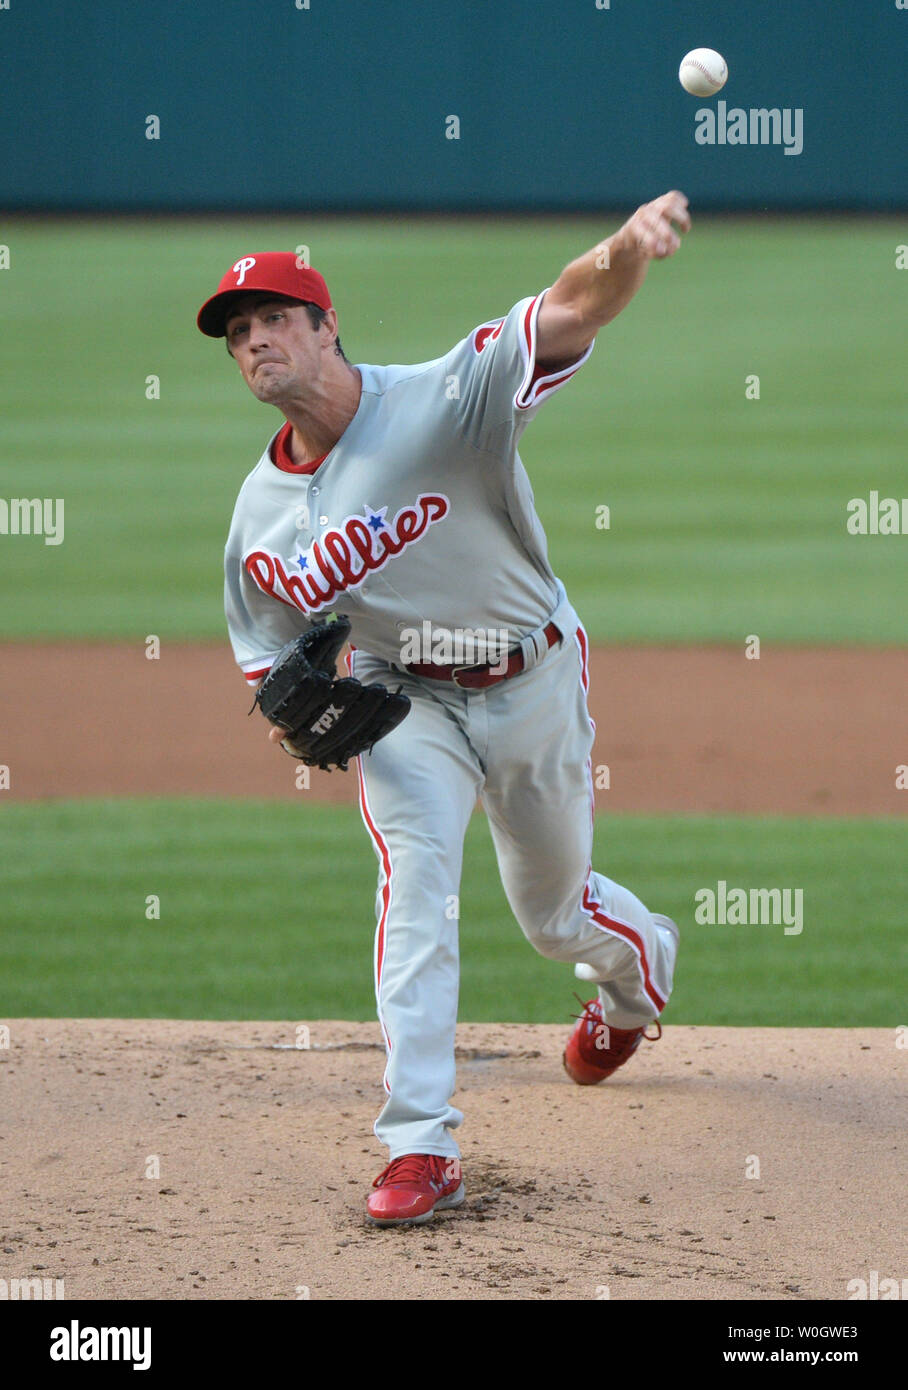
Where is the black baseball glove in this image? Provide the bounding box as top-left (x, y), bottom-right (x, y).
top-left (254, 616), bottom-right (410, 771)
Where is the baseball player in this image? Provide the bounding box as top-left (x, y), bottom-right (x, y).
top-left (197, 191), bottom-right (689, 1226)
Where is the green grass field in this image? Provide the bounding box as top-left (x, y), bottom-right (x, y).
top-left (1, 215), bottom-right (905, 642)
top-left (1, 800), bottom-right (903, 1025)
top-left (1, 217), bottom-right (904, 1027)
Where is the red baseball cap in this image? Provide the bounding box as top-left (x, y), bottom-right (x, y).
top-left (197, 253), bottom-right (333, 337)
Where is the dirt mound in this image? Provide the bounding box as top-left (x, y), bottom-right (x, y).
top-left (3, 1019), bottom-right (901, 1300)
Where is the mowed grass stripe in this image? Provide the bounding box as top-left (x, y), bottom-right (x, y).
top-left (0, 800), bottom-right (903, 1024)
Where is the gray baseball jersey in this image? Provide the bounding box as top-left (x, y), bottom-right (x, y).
top-left (224, 291), bottom-right (592, 682)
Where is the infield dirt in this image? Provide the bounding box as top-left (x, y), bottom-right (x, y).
top-left (3, 641), bottom-right (905, 813)
top-left (3, 1019), bottom-right (902, 1301)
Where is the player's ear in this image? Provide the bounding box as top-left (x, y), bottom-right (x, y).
top-left (319, 307), bottom-right (340, 342)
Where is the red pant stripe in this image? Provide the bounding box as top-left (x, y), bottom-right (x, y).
top-left (582, 880), bottom-right (667, 1014)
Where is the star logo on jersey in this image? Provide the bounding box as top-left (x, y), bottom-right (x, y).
top-left (244, 492), bottom-right (452, 616)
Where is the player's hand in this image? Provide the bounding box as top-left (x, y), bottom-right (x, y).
top-left (250, 679), bottom-right (288, 747)
top-left (622, 191), bottom-right (691, 260)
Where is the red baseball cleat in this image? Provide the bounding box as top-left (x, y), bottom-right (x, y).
top-left (563, 995), bottom-right (662, 1085)
top-left (366, 1153), bottom-right (465, 1226)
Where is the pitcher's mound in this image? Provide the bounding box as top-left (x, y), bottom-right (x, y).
top-left (3, 1020), bottom-right (900, 1301)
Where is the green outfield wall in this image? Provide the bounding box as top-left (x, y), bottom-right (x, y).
top-left (0, 1), bottom-right (903, 211)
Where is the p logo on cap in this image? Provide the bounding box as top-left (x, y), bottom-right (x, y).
top-left (232, 257), bottom-right (257, 286)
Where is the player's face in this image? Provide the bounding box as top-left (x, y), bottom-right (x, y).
top-left (225, 297), bottom-right (331, 403)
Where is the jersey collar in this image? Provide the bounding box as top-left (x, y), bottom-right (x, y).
top-left (269, 420), bottom-right (326, 475)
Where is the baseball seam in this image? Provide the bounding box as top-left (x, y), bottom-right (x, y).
top-left (683, 59), bottom-right (724, 88)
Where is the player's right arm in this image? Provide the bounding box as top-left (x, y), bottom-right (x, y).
top-left (536, 190), bottom-right (691, 366)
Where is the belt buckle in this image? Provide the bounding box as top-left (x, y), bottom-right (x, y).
top-left (450, 662), bottom-right (486, 689)
top-left (451, 646), bottom-right (517, 689)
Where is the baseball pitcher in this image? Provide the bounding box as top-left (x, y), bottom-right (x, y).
top-left (197, 191), bottom-right (689, 1225)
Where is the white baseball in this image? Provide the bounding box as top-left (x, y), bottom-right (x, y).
top-left (679, 48), bottom-right (728, 98)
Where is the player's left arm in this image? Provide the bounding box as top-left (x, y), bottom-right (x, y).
top-left (535, 190), bottom-right (692, 369)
